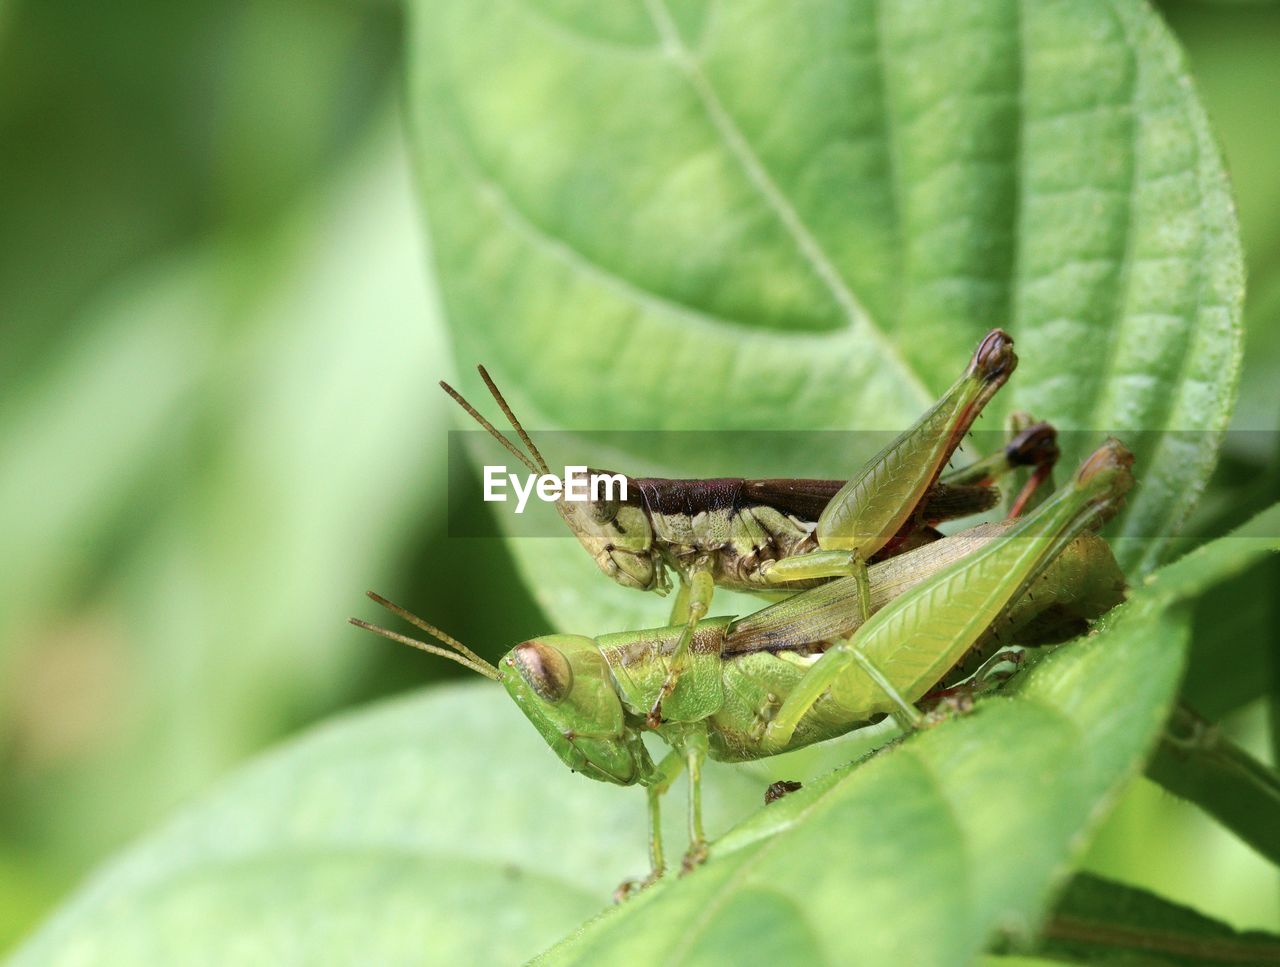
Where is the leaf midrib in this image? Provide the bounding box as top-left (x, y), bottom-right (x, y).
top-left (641, 0), bottom-right (933, 407)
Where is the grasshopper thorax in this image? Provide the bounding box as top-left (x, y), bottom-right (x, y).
top-left (500, 634), bottom-right (651, 786)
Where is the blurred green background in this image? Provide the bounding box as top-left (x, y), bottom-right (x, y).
top-left (0, 0), bottom-right (1276, 954)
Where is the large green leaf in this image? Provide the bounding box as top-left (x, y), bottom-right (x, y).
top-left (15, 511), bottom-right (1276, 964)
top-left (408, 0), bottom-right (1243, 638)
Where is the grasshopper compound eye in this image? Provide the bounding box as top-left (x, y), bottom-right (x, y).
top-left (513, 641), bottom-right (574, 704)
top-left (590, 496), bottom-right (621, 524)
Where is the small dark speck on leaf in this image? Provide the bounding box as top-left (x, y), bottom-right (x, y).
top-left (765, 780), bottom-right (803, 805)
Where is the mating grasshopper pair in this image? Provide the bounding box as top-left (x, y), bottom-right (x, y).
top-left (352, 331), bottom-right (1132, 892)
top-left (438, 331), bottom-right (1058, 727)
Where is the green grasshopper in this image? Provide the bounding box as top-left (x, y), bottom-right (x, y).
top-left (352, 439), bottom-right (1132, 891)
top-left (443, 330), bottom-right (1058, 723)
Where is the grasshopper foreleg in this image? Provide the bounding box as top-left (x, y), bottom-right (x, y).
top-left (614, 726), bottom-right (711, 898)
top-left (614, 748), bottom-right (686, 902)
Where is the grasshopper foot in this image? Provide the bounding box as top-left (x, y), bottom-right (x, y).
top-left (921, 687), bottom-right (975, 726)
top-left (973, 648), bottom-right (1025, 689)
top-left (613, 871), bottom-right (661, 903)
top-left (680, 842), bottom-right (709, 875)
top-left (920, 649), bottom-right (1027, 726)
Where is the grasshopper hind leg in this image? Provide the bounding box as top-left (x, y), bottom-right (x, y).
top-left (761, 640), bottom-right (926, 753)
top-left (757, 551), bottom-right (875, 622)
top-left (759, 331), bottom-right (1018, 605)
top-left (763, 439), bottom-right (1134, 755)
top-left (939, 414), bottom-right (1059, 517)
top-left (1004, 415), bottom-right (1059, 517)
top-left (850, 649), bottom-right (924, 731)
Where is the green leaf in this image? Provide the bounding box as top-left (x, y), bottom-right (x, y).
top-left (6, 687), bottom-right (597, 965)
top-left (1140, 500), bottom-right (1280, 603)
top-left (408, 0), bottom-right (1244, 638)
top-left (1165, 1), bottom-right (1280, 276)
top-left (1021, 872), bottom-right (1280, 966)
top-left (1137, 502), bottom-right (1280, 866)
top-left (0, 0), bottom-right (399, 388)
top-left (1180, 554), bottom-right (1279, 718)
top-left (1147, 702), bottom-right (1280, 870)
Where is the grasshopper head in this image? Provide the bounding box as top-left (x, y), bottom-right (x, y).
top-left (441, 367), bottom-right (664, 592)
top-left (555, 488), bottom-right (662, 592)
top-left (501, 636), bottom-right (649, 785)
top-left (351, 598), bottom-right (648, 786)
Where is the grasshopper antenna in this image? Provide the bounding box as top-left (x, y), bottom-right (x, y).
top-left (439, 378), bottom-right (540, 476)
top-left (350, 591), bottom-right (501, 681)
top-left (476, 365), bottom-right (551, 476)
top-left (349, 618), bottom-right (500, 680)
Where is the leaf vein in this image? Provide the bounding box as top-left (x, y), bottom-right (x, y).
top-left (643, 0), bottom-right (933, 408)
